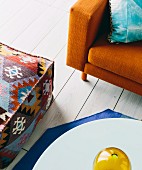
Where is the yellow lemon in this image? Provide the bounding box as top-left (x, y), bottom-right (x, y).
top-left (93, 147), bottom-right (131, 170)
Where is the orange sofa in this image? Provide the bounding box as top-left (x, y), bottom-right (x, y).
top-left (66, 0), bottom-right (142, 96)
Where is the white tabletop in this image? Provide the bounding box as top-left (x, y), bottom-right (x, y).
top-left (33, 118), bottom-right (142, 170)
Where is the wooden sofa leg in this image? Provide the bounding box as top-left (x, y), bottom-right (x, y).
top-left (81, 72), bottom-right (87, 81)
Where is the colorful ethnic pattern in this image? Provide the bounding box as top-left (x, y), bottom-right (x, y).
top-left (0, 43), bottom-right (54, 168)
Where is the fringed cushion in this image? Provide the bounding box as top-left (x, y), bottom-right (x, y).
top-left (108, 0), bottom-right (142, 43)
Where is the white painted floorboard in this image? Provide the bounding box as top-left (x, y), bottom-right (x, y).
top-left (12, 8), bottom-right (66, 55)
top-left (52, 45), bottom-right (75, 97)
top-left (53, 0), bottom-right (78, 12)
top-left (0, 0), bottom-right (29, 28)
top-left (0, 1), bottom-right (47, 45)
top-left (115, 90), bottom-right (142, 120)
top-left (77, 80), bottom-right (123, 119)
top-left (34, 0), bottom-right (56, 6)
top-left (32, 14), bottom-right (69, 59)
top-left (0, 0), bottom-right (142, 169)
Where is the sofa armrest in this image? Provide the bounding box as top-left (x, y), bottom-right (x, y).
top-left (66, 0), bottom-right (108, 71)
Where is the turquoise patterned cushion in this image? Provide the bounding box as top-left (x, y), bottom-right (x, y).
top-left (109, 0), bottom-right (142, 43)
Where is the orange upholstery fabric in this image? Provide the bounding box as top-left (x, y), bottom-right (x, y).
top-left (66, 0), bottom-right (142, 96)
top-left (84, 63), bottom-right (142, 96)
top-left (67, 0), bottom-right (108, 71)
top-left (88, 34), bottom-right (142, 84)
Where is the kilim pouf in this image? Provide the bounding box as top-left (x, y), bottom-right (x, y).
top-left (0, 43), bottom-right (54, 168)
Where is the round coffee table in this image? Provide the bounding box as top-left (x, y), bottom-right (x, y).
top-left (33, 118), bottom-right (142, 170)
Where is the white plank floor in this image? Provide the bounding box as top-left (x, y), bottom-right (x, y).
top-left (0, 0), bottom-right (141, 169)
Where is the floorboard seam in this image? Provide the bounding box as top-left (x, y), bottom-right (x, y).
top-left (21, 148), bottom-right (28, 152)
top-left (113, 89), bottom-right (124, 111)
top-left (29, 14), bottom-right (68, 53)
top-left (53, 69), bottom-right (75, 101)
top-left (74, 78), bottom-right (99, 120)
top-left (10, 4), bottom-right (46, 45)
top-left (0, 0), bottom-right (30, 28)
top-left (53, 43), bottom-right (67, 60)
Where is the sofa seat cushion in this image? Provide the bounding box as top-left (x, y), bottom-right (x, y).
top-left (88, 34), bottom-right (142, 84)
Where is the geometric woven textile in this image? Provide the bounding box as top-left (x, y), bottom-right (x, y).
top-left (0, 43), bottom-right (54, 168)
